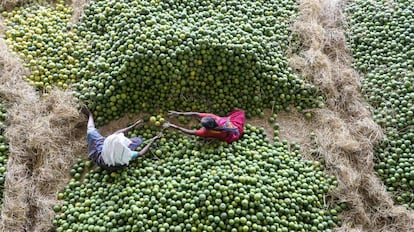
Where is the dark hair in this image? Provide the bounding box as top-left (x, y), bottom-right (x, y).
top-left (201, 117), bottom-right (218, 129)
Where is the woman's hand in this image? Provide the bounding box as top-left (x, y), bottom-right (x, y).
top-left (132, 119), bottom-right (143, 127)
top-left (163, 122), bottom-right (180, 129)
top-left (168, 110), bottom-right (182, 117)
top-left (152, 132), bottom-right (163, 141)
top-left (163, 122), bottom-right (172, 128)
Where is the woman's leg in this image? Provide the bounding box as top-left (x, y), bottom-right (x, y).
top-left (87, 113), bottom-right (95, 129)
top-left (81, 105), bottom-right (95, 129)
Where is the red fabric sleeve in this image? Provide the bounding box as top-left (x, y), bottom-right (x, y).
top-left (195, 127), bottom-right (228, 140)
top-left (194, 127), bottom-right (208, 137)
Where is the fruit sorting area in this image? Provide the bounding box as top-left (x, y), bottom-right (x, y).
top-left (0, 0), bottom-right (413, 231)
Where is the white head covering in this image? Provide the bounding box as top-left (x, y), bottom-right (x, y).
top-left (102, 133), bottom-right (133, 166)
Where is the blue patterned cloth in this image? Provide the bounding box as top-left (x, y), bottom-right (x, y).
top-left (87, 127), bottom-right (143, 171)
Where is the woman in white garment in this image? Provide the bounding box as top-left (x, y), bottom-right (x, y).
top-left (82, 106), bottom-right (162, 171)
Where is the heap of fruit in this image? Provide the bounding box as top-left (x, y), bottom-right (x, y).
top-left (346, 0), bottom-right (414, 208)
top-left (54, 124), bottom-right (343, 232)
top-left (0, 103), bottom-right (9, 208)
top-left (4, 0), bottom-right (323, 126)
top-left (2, 0), bottom-right (87, 90)
top-left (149, 114), bottom-right (165, 128)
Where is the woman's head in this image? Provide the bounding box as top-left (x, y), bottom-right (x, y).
top-left (201, 117), bottom-right (218, 129)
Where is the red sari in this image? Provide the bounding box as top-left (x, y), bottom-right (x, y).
top-left (195, 110), bottom-right (245, 143)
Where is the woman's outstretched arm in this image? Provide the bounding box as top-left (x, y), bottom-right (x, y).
top-left (137, 133), bottom-right (163, 156)
top-left (114, 120), bottom-right (143, 134)
top-left (168, 110), bottom-right (200, 117)
top-left (163, 122), bottom-right (196, 135)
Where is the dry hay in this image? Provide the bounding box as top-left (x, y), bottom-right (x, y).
top-left (27, 90), bottom-right (86, 232)
top-left (285, 0), bottom-right (414, 231)
top-left (0, 17), bottom-right (86, 232)
top-left (71, 0), bottom-right (91, 23)
top-left (275, 109), bottom-right (315, 159)
top-left (1, 0), bottom-right (23, 10)
top-left (1, 0), bottom-right (57, 11)
top-left (0, 19), bottom-right (33, 231)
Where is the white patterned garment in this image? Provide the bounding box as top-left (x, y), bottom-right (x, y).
top-left (102, 133), bottom-right (133, 166)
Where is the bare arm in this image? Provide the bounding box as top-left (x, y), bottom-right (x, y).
top-left (168, 110), bottom-right (200, 118)
top-left (114, 120), bottom-right (143, 134)
top-left (164, 122), bottom-right (196, 135)
top-left (138, 133), bottom-right (163, 156)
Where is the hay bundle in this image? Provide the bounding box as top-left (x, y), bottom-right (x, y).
top-left (1, 0), bottom-right (22, 10)
top-left (0, 20), bottom-right (34, 231)
top-left (24, 89), bottom-right (85, 231)
top-left (1, 0), bottom-right (49, 11)
top-left (71, 0), bottom-right (91, 23)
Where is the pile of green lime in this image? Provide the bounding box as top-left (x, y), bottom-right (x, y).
top-left (54, 125), bottom-right (343, 232)
top-left (73, 0), bottom-right (323, 124)
top-left (4, 0), bottom-right (324, 126)
top-left (346, 0), bottom-right (414, 208)
top-left (3, 0), bottom-right (87, 90)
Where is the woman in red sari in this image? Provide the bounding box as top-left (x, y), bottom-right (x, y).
top-left (164, 109), bottom-right (245, 143)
